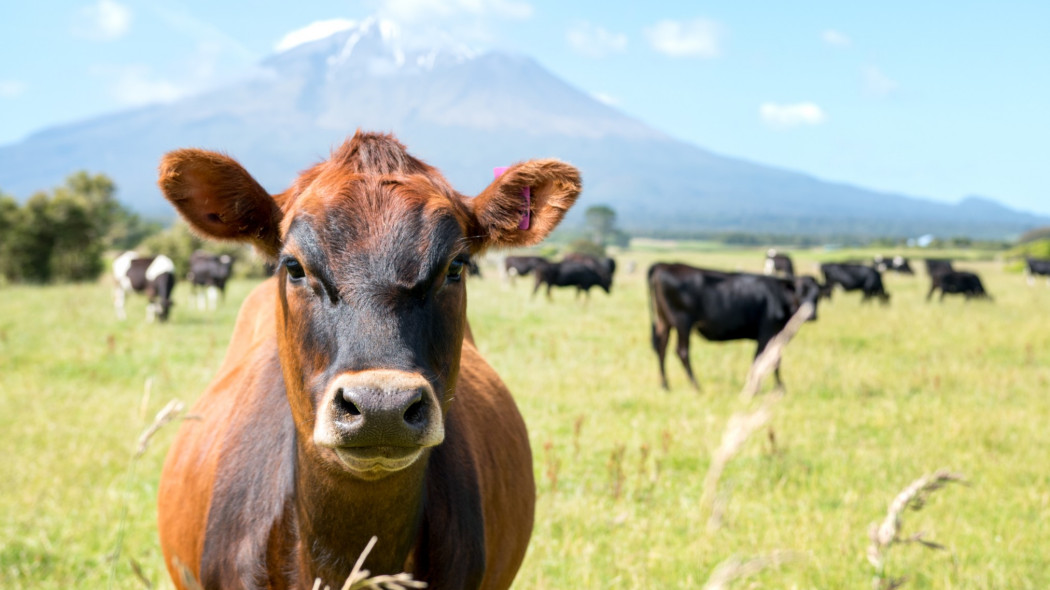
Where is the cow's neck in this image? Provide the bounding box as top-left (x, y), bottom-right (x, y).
top-left (292, 445), bottom-right (429, 588)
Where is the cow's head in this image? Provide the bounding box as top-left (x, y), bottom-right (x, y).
top-left (158, 131), bottom-right (581, 479)
top-left (146, 273), bottom-right (176, 322)
top-left (793, 276), bottom-right (823, 321)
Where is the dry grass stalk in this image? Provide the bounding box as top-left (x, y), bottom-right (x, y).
top-left (867, 470), bottom-right (966, 590)
top-left (607, 443), bottom-right (627, 500)
top-left (173, 557), bottom-right (204, 590)
top-left (701, 302), bottom-right (812, 530)
top-left (637, 443), bottom-right (651, 484)
top-left (134, 399), bottom-right (185, 458)
top-left (309, 536), bottom-right (428, 590)
top-left (111, 396), bottom-right (193, 587)
top-left (700, 401), bottom-right (774, 530)
top-left (741, 301), bottom-right (814, 402)
top-left (139, 377), bottom-right (153, 422)
top-left (174, 538), bottom-right (427, 590)
top-left (701, 550), bottom-right (801, 590)
top-left (128, 557), bottom-right (152, 589)
top-left (572, 414), bottom-right (585, 457)
top-left (543, 440), bottom-right (560, 492)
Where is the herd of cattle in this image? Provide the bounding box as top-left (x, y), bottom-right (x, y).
top-left (101, 130), bottom-right (1050, 590)
top-left (498, 247), bottom-right (1050, 391)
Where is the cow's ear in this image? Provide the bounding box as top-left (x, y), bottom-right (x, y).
top-left (469, 159), bottom-right (581, 250)
top-left (158, 149), bottom-right (284, 260)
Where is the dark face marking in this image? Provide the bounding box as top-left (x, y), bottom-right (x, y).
top-left (275, 176), bottom-right (471, 474)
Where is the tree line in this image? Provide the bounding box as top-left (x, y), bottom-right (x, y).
top-left (0, 172), bottom-right (161, 283)
top-left (3, 172), bottom-right (1038, 285)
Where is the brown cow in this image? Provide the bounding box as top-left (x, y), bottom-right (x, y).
top-left (155, 131), bottom-right (581, 589)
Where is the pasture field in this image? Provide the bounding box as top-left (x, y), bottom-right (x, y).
top-left (2, 246), bottom-right (1049, 589)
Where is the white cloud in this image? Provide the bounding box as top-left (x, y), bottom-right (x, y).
top-left (376, 0), bottom-right (533, 22)
top-left (567, 22), bottom-right (627, 58)
top-left (0, 80), bottom-right (27, 98)
top-left (864, 66), bottom-right (898, 97)
top-left (592, 92), bottom-right (620, 106)
top-left (644, 18), bottom-right (721, 58)
top-left (92, 39), bottom-right (249, 107)
top-left (275, 19), bottom-right (358, 52)
top-left (74, 0), bottom-right (131, 41)
top-left (822, 29), bottom-right (851, 47)
top-left (759, 102), bottom-right (826, 128)
top-left (97, 64), bottom-right (183, 105)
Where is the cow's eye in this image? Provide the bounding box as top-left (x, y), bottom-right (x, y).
top-left (283, 258), bottom-right (306, 281)
top-left (446, 258), bottom-right (465, 282)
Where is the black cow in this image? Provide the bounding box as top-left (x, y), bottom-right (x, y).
top-left (533, 259), bottom-right (612, 300)
top-left (113, 251), bottom-right (177, 322)
top-left (648, 263), bottom-right (821, 391)
top-left (504, 255), bottom-right (548, 282)
top-left (1025, 257), bottom-right (1050, 286)
top-left (929, 270), bottom-right (992, 301)
top-left (764, 249), bottom-right (795, 277)
top-left (187, 250), bottom-right (235, 310)
top-left (820, 263), bottom-right (890, 303)
top-left (563, 252), bottom-right (617, 280)
top-left (874, 255), bottom-right (914, 274)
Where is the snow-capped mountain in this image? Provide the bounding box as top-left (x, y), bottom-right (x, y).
top-left (0, 19), bottom-right (1045, 238)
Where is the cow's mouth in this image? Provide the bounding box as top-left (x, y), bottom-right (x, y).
top-left (332, 446), bottom-right (424, 477)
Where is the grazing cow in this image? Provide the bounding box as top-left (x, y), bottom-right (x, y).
top-left (112, 251), bottom-right (177, 322)
top-left (928, 270), bottom-right (992, 301)
top-left (1025, 257), bottom-right (1050, 286)
top-left (503, 255), bottom-right (548, 282)
top-left (532, 259), bottom-right (612, 300)
top-left (874, 255), bottom-right (915, 274)
top-left (155, 131), bottom-right (581, 590)
top-left (648, 263), bottom-right (821, 391)
top-left (820, 262), bottom-right (890, 304)
top-left (764, 249), bottom-right (795, 277)
top-left (187, 250), bottom-right (235, 310)
top-left (923, 258), bottom-right (955, 300)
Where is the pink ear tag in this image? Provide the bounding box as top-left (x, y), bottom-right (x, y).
top-left (493, 166), bottom-right (531, 230)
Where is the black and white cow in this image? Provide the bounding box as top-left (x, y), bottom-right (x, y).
top-left (113, 251), bottom-right (177, 322)
top-left (820, 262), bottom-right (890, 304)
top-left (532, 259), bottom-right (612, 301)
top-left (1025, 257), bottom-right (1050, 286)
top-left (647, 263), bottom-right (821, 391)
top-left (928, 270), bottom-right (992, 301)
top-left (764, 249), bottom-right (795, 277)
top-left (873, 255), bottom-right (914, 274)
top-left (187, 250), bottom-right (234, 310)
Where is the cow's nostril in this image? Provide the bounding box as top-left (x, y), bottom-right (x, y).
top-left (337, 388), bottom-right (362, 416)
top-left (403, 397), bottom-right (426, 427)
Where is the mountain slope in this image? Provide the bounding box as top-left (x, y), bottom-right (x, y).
top-left (0, 19), bottom-right (1044, 239)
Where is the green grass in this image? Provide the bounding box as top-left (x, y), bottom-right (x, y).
top-left (2, 247), bottom-right (1049, 588)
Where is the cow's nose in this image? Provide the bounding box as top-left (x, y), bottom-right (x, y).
top-left (335, 383), bottom-right (428, 432)
top-left (315, 370), bottom-right (444, 451)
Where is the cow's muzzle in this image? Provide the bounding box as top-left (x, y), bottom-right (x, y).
top-left (314, 370), bottom-right (444, 477)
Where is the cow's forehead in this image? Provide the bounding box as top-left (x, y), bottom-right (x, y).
top-left (280, 174), bottom-right (470, 291)
top-left (283, 171), bottom-right (468, 238)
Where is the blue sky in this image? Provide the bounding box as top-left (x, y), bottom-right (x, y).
top-left (2, 0), bottom-right (1048, 214)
